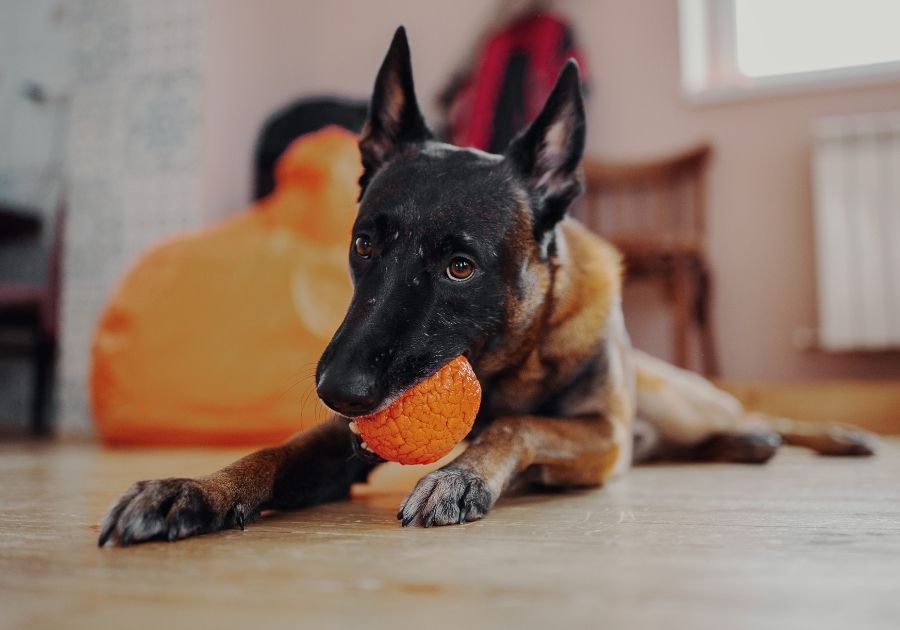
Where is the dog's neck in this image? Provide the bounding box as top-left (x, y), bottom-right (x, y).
top-left (471, 218), bottom-right (623, 416)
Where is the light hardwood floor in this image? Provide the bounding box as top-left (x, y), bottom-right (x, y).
top-left (1, 439), bottom-right (898, 630)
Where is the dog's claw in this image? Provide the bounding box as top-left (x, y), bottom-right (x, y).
top-left (235, 504), bottom-right (246, 531)
top-left (397, 467), bottom-right (493, 528)
top-left (97, 478), bottom-right (232, 547)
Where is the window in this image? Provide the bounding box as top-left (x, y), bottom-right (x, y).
top-left (679, 0), bottom-right (900, 102)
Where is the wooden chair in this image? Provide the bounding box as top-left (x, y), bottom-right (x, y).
top-left (576, 144), bottom-right (718, 375)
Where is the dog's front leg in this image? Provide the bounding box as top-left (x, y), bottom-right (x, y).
top-left (99, 417), bottom-right (374, 546)
top-left (398, 416), bottom-right (623, 527)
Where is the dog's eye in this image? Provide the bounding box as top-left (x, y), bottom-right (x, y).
top-left (446, 256), bottom-right (476, 281)
top-left (354, 235), bottom-right (373, 259)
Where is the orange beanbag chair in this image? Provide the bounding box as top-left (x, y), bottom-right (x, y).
top-left (91, 127), bottom-right (360, 445)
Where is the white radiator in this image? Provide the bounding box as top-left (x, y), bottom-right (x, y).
top-left (811, 112), bottom-right (900, 351)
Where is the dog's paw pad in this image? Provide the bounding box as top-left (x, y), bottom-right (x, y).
top-left (398, 467), bottom-right (493, 527)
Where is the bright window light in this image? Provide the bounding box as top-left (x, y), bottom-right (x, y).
top-left (734, 0), bottom-right (900, 78)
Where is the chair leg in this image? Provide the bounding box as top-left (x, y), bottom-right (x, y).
top-left (31, 337), bottom-right (56, 437)
top-left (694, 263), bottom-right (719, 377)
top-left (671, 257), bottom-right (692, 370)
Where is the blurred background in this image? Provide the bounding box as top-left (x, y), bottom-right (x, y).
top-left (2, 0), bottom-right (899, 442)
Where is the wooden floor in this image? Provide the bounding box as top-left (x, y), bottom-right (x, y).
top-left (1, 440), bottom-right (899, 630)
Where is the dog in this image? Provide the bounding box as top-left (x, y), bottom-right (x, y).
top-left (99, 27), bottom-right (875, 546)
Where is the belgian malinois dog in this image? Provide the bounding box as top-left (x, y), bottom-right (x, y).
top-left (99, 27), bottom-right (874, 547)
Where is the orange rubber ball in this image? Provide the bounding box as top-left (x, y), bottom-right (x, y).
top-left (353, 356), bottom-right (482, 465)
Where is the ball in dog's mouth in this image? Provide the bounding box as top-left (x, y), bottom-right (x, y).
top-left (349, 355), bottom-right (482, 465)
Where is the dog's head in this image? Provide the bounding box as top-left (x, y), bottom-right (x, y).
top-left (316, 26), bottom-right (586, 417)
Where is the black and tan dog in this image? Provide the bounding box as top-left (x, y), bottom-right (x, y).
top-left (99, 27), bottom-right (874, 547)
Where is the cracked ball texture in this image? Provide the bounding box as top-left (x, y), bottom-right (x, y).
top-left (355, 356), bottom-right (482, 465)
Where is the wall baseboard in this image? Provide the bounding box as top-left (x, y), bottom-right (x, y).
top-left (717, 379), bottom-right (900, 435)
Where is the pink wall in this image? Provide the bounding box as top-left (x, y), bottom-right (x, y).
top-left (204, 0), bottom-right (900, 380)
top-left (203, 0), bottom-right (496, 213)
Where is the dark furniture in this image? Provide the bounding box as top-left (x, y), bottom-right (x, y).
top-left (0, 202), bottom-right (64, 435)
top-left (253, 97), bottom-right (368, 200)
top-left (0, 202), bottom-right (42, 241)
top-left (577, 145), bottom-right (718, 375)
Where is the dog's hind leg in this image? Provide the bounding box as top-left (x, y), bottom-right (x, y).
top-left (757, 413), bottom-right (877, 456)
top-left (633, 349), bottom-right (876, 462)
top-left (631, 349), bottom-right (778, 462)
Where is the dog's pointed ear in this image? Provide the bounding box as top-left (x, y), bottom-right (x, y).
top-left (358, 26), bottom-right (433, 196)
top-left (505, 60), bottom-right (586, 235)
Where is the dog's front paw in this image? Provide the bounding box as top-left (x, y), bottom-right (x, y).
top-left (398, 467), bottom-right (494, 527)
top-left (98, 478), bottom-right (251, 547)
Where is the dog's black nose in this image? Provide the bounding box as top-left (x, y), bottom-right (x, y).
top-left (316, 370), bottom-right (382, 417)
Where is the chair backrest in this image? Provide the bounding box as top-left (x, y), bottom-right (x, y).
top-left (576, 144), bottom-right (711, 255)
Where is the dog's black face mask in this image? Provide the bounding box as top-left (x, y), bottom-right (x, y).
top-left (316, 27), bottom-right (585, 417)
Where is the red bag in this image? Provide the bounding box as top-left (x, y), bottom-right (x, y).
top-left (442, 12), bottom-right (589, 153)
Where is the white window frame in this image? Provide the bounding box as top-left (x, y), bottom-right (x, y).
top-left (679, 0), bottom-right (900, 104)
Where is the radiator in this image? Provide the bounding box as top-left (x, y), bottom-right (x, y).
top-left (811, 112), bottom-right (900, 351)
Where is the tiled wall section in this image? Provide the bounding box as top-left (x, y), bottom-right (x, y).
top-left (59, 0), bottom-right (206, 435)
top-left (0, 0), bottom-right (71, 428)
